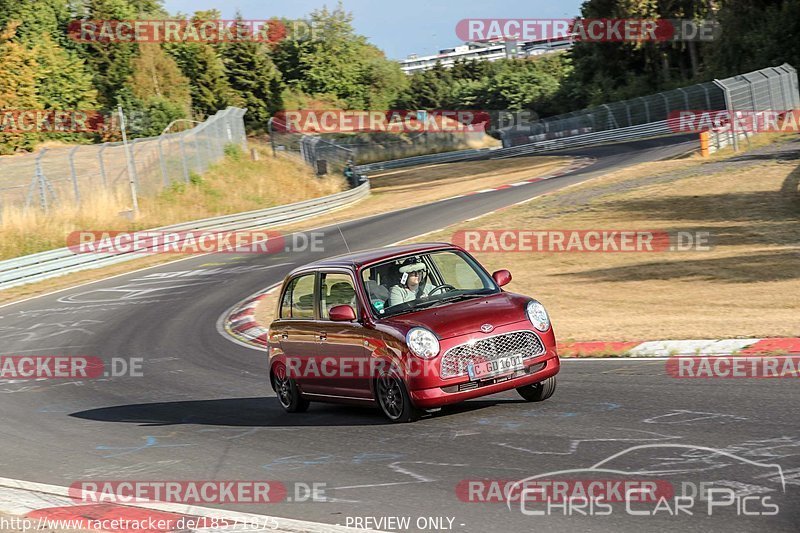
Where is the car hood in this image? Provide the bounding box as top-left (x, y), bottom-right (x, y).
top-left (381, 292), bottom-right (530, 340)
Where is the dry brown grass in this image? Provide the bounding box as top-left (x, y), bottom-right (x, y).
top-left (0, 142), bottom-right (345, 260)
top-left (408, 141), bottom-right (800, 341)
top-left (271, 156), bottom-right (571, 235)
top-left (0, 153), bottom-right (572, 306)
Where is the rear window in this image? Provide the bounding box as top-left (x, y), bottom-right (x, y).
top-left (279, 273), bottom-right (316, 319)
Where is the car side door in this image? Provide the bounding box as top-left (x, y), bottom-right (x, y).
top-left (271, 272), bottom-right (322, 394)
top-left (315, 270), bottom-right (373, 398)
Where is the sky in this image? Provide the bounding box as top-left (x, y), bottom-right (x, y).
top-left (162, 0), bottom-right (585, 60)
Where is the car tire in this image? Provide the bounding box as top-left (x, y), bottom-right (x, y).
top-left (375, 372), bottom-right (421, 423)
top-left (272, 364), bottom-right (310, 413)
top-left (517, 376), bottom-right (557, 402)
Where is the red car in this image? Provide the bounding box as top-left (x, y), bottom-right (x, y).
top-left (267, 243), bottom-right (559, 422)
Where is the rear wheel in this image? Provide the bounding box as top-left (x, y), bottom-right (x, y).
top-left (272, 364), bottom-right (310, 413)
top-left (517, 376), bottom-right (557, 402)
top-left (376, 372), bottom-right (421, 423)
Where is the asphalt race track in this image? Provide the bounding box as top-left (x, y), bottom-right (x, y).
top-left (0, 137), bottom-right (797, 532)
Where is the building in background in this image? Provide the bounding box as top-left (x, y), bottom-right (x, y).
top-left (399, 37), bottom-right (573, 74)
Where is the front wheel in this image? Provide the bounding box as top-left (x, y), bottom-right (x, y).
top-left (375, 372), bottom-right (421, 423)
top-left (517, 376), bottom-right (557, 402)
top-left (272, 364), bottom-right (310, 413)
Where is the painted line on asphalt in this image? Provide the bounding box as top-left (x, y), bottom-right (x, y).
top-left (0, 476), bottom-right (384, 533)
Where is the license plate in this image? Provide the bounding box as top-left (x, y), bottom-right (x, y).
top-left (468, 354), bottom-right (524, 380)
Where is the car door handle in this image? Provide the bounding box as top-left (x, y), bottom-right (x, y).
top-left (319, 334), bottom-right (327, 342)
top-left (280, 333), bottom-right (289, 340)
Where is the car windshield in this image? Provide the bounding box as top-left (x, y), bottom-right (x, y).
top-left (360, 249), bottom-right (499, 318)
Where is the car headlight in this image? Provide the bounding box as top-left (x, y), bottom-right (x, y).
top-left (406, 327), bottom-right (440, 359)
top-left (526, 300), bottom-right (551, 332)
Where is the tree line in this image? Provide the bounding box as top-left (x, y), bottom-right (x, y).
top-left (0, 0), bottom-right (798, 154)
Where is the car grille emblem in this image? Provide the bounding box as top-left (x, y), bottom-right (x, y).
top-left (480, 324), bottom-right (494, 333)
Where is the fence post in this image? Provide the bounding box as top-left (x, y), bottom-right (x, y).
top-left (239, 108), bottom-right (248, 151)
top-left (677, 88), bottom-right (690, 109)
top-left (700, 84), bottom-right (712, 110)
top-left (35, 149), bottom-right (49, 212)
top-left (713, 79), bottom-right (738, 152)
top-left (69, 146), bottom-right (81, 205)
top-left (118, 105), bottom-right (140, 216)
top-left (642, 98), bottom-right (650, 123)
top-left (268, 117), bottom-right (276, 157)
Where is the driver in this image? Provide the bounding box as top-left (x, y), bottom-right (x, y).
top-left (388, 260), bottom-right (432, 306)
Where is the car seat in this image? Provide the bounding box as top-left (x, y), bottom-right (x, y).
top-left (327, 282), bottom-right (356, 314)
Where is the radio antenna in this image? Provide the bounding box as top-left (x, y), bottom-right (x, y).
top-left (337, 225), bottom-right (352, 254)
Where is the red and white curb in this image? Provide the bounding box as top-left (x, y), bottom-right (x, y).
top-left (218, 285), bottom-right (282, 350)
top-left (446, 156), bottom-right (595, 200)
top-left (0, 477), bottom-right (382, 533)
top-left (558, 337), bottom-right (800, 359)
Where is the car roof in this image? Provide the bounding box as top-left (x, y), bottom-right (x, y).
top-left (288, 242), bottom-right (460, 275)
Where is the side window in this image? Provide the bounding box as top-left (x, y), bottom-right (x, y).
top-left (320, 273), bottom-right (357, 320)
top-left (279, 274), bottom-right (316, 319)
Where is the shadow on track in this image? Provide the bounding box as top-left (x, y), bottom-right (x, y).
top-left (71, 397), bottom-right (388, 427)
top-left (70, 396), bottom-right (520, 427)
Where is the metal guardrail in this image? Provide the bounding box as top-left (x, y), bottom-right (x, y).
top-left (355, 148), bottom-right (491, 174)
top-left (355, 120), bottom-right (677, 173)
top-left (491, 120), bottom-right (677, 158)
top-left (0, 181), bottom-right (370, 291)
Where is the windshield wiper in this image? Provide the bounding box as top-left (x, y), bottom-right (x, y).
top-left (412, 292), bottom-right (484, 310)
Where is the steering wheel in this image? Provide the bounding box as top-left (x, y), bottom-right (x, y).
top-left (427, 283), bottom-right (457, 296)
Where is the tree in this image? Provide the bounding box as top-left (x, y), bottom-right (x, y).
top-left (34, 35), bottom-right (98, 110)
top-left (0, 21), bottom-right (41, 153)
top-left (166, 10), bottom-right (234, 118)
top-left (272, 3), bottom-right (406, 109)
top-left (708, 0), bottom-right (800, 77)
top-left (76, 0), bottom-right (148, 107)
top-left (129, 44), bottom-right (191, 110)
top-left (222, 16), bottom-right (283, 131)
top-left (564, 0), bottom-right (719, 106)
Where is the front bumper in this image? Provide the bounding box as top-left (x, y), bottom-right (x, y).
top-left (410, 352), bottom-right (559, 408)
top-left (407, 322), bottom-right (559, 408)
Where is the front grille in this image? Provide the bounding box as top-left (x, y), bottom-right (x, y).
top-left (440, 330), bottom-right (545, 379)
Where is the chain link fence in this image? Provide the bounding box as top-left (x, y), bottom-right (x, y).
top-left (500, 64), bottom-right (800, 148)
top-left (0, 107), bottom-right (247, 215)
top-left (267, 116), bottom-right (489, 176)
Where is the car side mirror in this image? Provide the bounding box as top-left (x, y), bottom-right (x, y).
top-left (329, 305), bottom-right (357, 321)
top-left (492, 269), bottom-right (512, 287)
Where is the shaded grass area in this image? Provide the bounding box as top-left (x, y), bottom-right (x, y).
top-left (0, 142), bottom-right (346, 260)
top-left (412, 136), bottom-right (800, 341)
